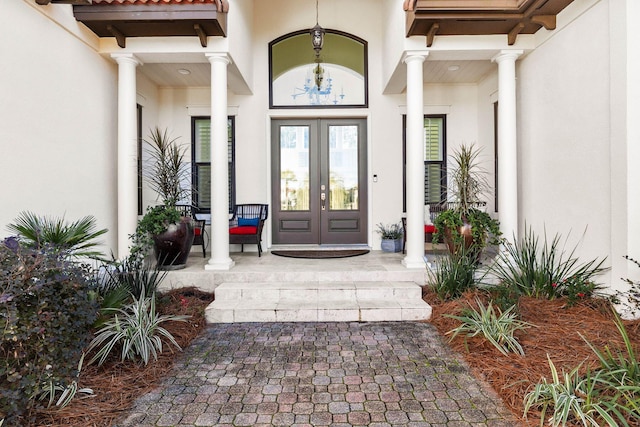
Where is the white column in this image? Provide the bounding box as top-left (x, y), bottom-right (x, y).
top-left (112, 53), bottom-right (141, 259)
top-left (402, 52), bottom-right (428, 269)
top-left (205, 53), bottom-right (235, 270)
top-left (492, 50), bottom-right (522, 243)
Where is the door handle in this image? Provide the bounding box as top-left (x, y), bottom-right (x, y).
top-left (321, 192), bottom-right (326, 210)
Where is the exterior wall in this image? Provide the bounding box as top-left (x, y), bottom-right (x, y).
top-left (152, 0), bottom-right (485, 251)
top-left (0, 1), bottom-right (119, 254)
top-left (517, 0), bottom-right (612, 282)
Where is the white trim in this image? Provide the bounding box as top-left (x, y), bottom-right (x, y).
top-left (187, 105), bottom-right (239, 116)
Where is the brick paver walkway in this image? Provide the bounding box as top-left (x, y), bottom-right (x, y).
top-left (115, 322), bottom-right (518, 426)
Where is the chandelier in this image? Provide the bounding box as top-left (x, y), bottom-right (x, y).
top-left (310, 0), bottom-right (325, 90)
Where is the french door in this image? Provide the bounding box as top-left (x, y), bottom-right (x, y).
top-left (271, 119), bottom-right (367, 245)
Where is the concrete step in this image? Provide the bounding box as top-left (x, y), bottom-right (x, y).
top-left (213, 281), bottom-right (424, 301)
top-left (205, 281), bottom-right (432, 323)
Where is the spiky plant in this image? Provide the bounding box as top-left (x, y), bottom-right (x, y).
top-left (7, 211), bottom-right (107, 259)
top-left (446, 298), bottom-right (533, 356)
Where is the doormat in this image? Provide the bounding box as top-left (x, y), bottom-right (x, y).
top-left (271, 249), bottom-right (370, 259)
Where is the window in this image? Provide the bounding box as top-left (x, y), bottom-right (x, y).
top-left (402, 115), bottom-right (447, 211)
top-left (192, 116), bottom-right (235, 214)
top-left (137, 104), bottom-right (143, 215)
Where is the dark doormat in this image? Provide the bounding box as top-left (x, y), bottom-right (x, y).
top-left (271, 249), bottom-right (370, 259)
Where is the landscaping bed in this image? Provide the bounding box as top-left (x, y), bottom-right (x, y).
top-left (427, 289), bottom-right (640, 426)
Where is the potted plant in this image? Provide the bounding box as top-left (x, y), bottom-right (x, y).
top-left (432, 143), bottom-right (501, 258)
top-left (376, 222), bottom-right (403, 253)
top-left (131, 127), bottom-right (194, 270)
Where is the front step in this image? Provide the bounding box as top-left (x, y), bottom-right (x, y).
top-left (205, 281), bottom-right (432, 323)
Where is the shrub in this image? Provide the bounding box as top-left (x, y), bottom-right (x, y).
top-left (524, 309), bottom-right (640, 426)
top-left (6, 211), bottom-right (107, 260)
top-left (487, 225), bottom-right (607, 303)
top-left (98, 256), bottom-right (168, 301)
top-left (612, 255), bottom-right (640, 318)
top-left (446, 298), bottom-right (533, 356)
top-left (87, 291), bottom-right (190, 366)
top-left (427, 252), bottom-right (478, 300)
top-left (0, 238), bottom-right (99, 425)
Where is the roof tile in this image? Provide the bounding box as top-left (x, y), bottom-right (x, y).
top-left (91, 0), bottom-right (216, 5)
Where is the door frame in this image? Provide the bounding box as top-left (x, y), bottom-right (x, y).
top-left (269, 117), bottom-right (369, 247)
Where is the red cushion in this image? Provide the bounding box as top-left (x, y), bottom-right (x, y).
top-left (194, 228), bottom-right (202, 236)
top-left (229, 226), bottom-right (258, 235)
top-left (424, 224), bottom-right (437, 233)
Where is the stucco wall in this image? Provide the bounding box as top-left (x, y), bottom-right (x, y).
top-left (0, 1), bottom-right (118, 255)
top-left (154, 0), bottom-right (484, 250)
top-left (517, 0), bottom-right (611, 278)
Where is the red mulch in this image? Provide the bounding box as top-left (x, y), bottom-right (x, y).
top-left (34, 288), bottom-right (213, 427)
top-left (425, 289), bottom-right (640, 427)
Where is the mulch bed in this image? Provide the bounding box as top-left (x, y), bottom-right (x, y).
top-left (426, 289), bottom-right (640, 427)
top-left (35, 288), bottom-right (213, 427)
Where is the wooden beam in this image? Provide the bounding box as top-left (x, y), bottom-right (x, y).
top-left (107, 24), bottom-right (126, 48)
top-left (507, 22), bottom-right (524, 45)
top-left (194, 24), bottom-right (208, 48)
top-left (531, 14), bottom-right (556, 30)
top-left (426, 22), bottom-right (439, 47)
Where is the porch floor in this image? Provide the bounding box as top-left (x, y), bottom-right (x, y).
top-left (159, 250), bottom-right (433, 323)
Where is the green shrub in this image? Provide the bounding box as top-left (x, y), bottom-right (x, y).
top-left (0, 238), bottom-right (99, 425)
top-left (446, 298), bottom-right (533, 356)
top-left (6, 211), bottom-right (107, 260)
top-left (427, 252), bottom-right (478, 300)
top-left (87, 291), bottom-right (189, 366)
top-left (487, 225), bottom-right (607, 303)
top-left (611, 256), bottom-right (640, 318)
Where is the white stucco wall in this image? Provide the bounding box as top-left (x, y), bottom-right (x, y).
top-left (0, 1), bottom-right (118, 254)
top-left (517, 0), bottom-right (611, 279)
top-left (152, 0), bottom-right (485, 250)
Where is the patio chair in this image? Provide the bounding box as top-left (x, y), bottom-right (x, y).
top-left (229, 204), bottom-right (269, 257)
top-left (175, 204), bottom-right (208, 258)
top-left (401, 203), bottom-right (446, 254)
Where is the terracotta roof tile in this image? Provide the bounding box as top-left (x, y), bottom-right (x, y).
top-left (92, 0), bottom-right (215, 3)
top-left (90, 0), bottom-right (228, 12)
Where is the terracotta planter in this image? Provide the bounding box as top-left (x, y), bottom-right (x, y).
top-left (153, 217), bottom-right (195, 270)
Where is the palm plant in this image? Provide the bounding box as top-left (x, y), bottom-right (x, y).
top-left (7, 211), bottom-right (107, 259)
top-left (432, 144), bottom-right (501, 255)
top-left (145, 126), bottom-right (190, 207)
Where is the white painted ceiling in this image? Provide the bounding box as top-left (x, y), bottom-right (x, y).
top-left (139, 59), bottom-right (496, 89)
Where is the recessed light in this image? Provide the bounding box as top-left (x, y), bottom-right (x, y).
top-left (447, 65), bottom-right (460, 72)
top-left (177, 68), bottom-right (191, 75)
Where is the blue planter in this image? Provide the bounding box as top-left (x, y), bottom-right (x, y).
top-left (381, 238), bottom-right (402, 253)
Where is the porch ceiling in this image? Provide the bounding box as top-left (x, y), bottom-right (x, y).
top-left (405, 0), bottom-right (576, 46)
top-left (139, 58), bottom-right (494, 88)
top-left (70, 0), bottom-right (228, 48)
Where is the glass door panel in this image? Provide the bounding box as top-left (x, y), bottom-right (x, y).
top-left (328, 125), bottom-right (359, 211)
top-left (279, 126), bottom-right (310, 211)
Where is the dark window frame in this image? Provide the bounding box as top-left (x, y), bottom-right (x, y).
top-left (137, 104), bottom-right (143, 215)
top-left (402, 114), bottom-right (448, 212)
top-left (268, 29), bottom-right (369, 109)
top-left (191, 116), bottom-right (236, 214)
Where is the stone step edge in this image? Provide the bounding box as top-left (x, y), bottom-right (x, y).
top-left (205, 299), bottom-right (433, 323)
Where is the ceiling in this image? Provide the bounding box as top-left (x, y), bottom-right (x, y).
top-left (140, 59), bottom-right (496, 88)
